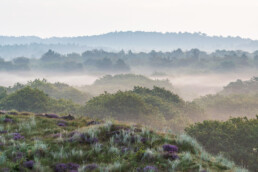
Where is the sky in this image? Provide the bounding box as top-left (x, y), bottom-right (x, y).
top-left (0, 0), bottom-right (258, 39)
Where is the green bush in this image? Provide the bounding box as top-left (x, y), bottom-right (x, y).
top-left (185, 117), bottom-right (258, 171)
top-left (0, 87), bottom-right (81, 114)
top-left (7, 79), bottom-right (91, 104)
top-left (0, 87), bottom-right (50, 112)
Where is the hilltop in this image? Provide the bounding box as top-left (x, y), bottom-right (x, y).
top-left (0, 111), bottom-right (246, 172)
top-left (1, 31), bottom-right (258, 58)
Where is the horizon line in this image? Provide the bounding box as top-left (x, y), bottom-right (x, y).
top-left (0, 31), bottom-right (257, 41)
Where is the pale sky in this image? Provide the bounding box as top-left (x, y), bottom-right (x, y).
top-left (1, 0), bottom-right (258, 39)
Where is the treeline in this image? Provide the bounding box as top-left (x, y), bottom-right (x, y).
top-left (1, 31), bottom-right (258, 52)
top-left (1, 49), bottom-right (258, 73)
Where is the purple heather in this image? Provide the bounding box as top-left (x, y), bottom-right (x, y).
top-left (13, 133), bottom-right (24, 140)
top-left (143, 166), bottom-right (158, 172)
top-left (84, 164), bottom-right (98, 171)
top-left (162, 144), bottom-right (178, 152)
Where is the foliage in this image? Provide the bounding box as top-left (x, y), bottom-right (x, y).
top-left (7, 79), bottom-right (91, 104)
top-left (220, 77), bottom-right (258, 95)
top-left (79, 74), bottom-right (174, 96)
top-left (84, 91), bottom-right (155, 120)
top-left (185, 117), bottom-right (258, 171)
top-left (195, 93), bottom-right (258, 120)
top-left (0, 87), bottom-right (50, 112)
top-left (0, 112), bottom-right (244, 171)
top-left (2, 47), bottom-right (258, 73)
top-left (194, 76), bottom-right (258, 119)
top-left (0, 57), bottom-right (30, 71)
top-left (0, 86), bottom-right (7, 100)
top-left (0, 87), bottom-right (81, 114)
top-left (84, 87), bottom-right (206, 132)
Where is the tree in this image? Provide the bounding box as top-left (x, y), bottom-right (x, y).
top-left (114, 59), bottom-right (130, 71)
top-left (0, 87), bottom-right (7, 100)
top-left (40, 49), bottom-right (62, 62)
top-left (0, 87), bottom-right (50, 112)
top-left (185, 117), bottom-right (258, 171)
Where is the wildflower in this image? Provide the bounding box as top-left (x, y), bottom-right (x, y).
top-left (67, 163), bottom-right (80, 170)
top-left (4, 118), bottom-right (13, 123)
top-left (141, 137), bottom-right (148, 144)
top-left (162, 144), bottom-right (178, 152)
top-left (54, 163), bottom-right (67, 172)
top-left (57, 122), bottom-right (67, 127)
top-left (54, 162), bottom-right (79, 172)
top-left (143, 166), bottom-right (158, 172)
top-left (84, 164), bottom-right (98, 171)
top-left (121, 147), bottom-right (130, 153)
top-left (0, 130), bottom-right (7, 134)
top-left (163, 151), bottom-right (179, 160)
top-left (13, 152), bottom-right (23, 162)
top-left (13, 133), bottom-right (24, 140)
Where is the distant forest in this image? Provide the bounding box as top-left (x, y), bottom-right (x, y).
top-left (1, 31), bottom-right (258, 58)
top-left (0, 49), bottom-right (258, 74)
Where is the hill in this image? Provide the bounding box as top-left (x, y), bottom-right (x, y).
top-left (0, 83), bottom-right (205, 133)
top-left (0, 111), bottom-right (246, 171)
top-left (83, 86), bottom-right (206, 133)
top-left (219, 77), bottom-right (258, 95)
top-left (0, 87), bottom-right (81, 114)
top-left (194, 77), bottom-right (258, 119)
top-left (6, 79), bottom-right (92, 105)
top-left (1, 32), bottom-right (258, 59)
top-left (78, 74), bottom-right (174, 96)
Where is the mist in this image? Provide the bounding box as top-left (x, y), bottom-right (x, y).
top-left (1, 70), bottom-right (256, 101)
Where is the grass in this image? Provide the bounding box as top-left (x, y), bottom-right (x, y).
top-left (0, 111), bottom-right (247, 172)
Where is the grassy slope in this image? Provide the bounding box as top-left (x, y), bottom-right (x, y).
top-left (0, 112), bottom-right (246, 172)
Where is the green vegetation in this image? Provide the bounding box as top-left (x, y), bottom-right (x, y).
top-left (1, 48), bottom-right (258, 74)
top-left (194, 94), bottom-right (258, 119)
top-left (194, 77), bottom-right (258, 119)
top-left (185, 117), bottom-right (258, 171)
top-left (79, 74), bottom-right (174, 96)
top-left (7, 79), bottom-right (92, 104)
top-left (220, 77), bottom-right (258, 95)
top-left (0, 86), bottom-right (7, 101)
top-left (84, 86), bottom-right (206, 132)
top-left (0, 87), bottom-right (81, 114)
top-left (0, 82), bottom-right (201, 132)
top-left (0, 112), bottom-right (245, 171)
